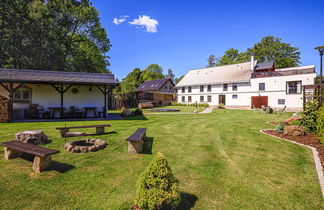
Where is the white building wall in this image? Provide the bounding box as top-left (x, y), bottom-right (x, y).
top-left (176, 73), bottom-right (316, 110)
top-left (0, 84), bottom-right (106, 118)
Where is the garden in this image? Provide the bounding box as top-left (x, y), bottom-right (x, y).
top-left (0, 109), bottom-right (323, 209)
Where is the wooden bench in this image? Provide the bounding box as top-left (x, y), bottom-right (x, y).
top-left (0, 141), bottom-right (60, 172)
top-left (126, 128), bottom-right (147, 153)
top-left (56, 124), bottom-right (111, 137)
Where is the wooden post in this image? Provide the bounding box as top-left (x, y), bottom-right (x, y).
top-left (97, 86), bottom-right (109, 118)
top-left (1, 83), bottom-right (24, 122)
top-left (51, 84), bottom-right (72, 119)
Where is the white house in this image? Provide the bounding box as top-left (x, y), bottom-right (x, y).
top-left (0, 68), bottom-right (117, 121)
top-left (175, 57), bottom-right (317, 111)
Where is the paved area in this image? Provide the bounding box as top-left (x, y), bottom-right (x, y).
top-left (199, 107), bottom-right (214, 113)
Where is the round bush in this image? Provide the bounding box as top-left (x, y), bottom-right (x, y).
top-left (133, 152), bottom-right (180, 210)
top-left (134, 108), bottom-right (143, 116)
top-left (275, 122), bottom-right (285, 133)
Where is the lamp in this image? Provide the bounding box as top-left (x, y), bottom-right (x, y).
top-left (315, 45), bottom-right (324, 106)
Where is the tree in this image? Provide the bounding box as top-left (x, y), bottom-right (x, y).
top-left (175, 75), bottom-right (184, 84)
top-left (248, 36), bottom-right (301, 68)
top-left (0, 0), bottom-right (111, 72)
top-left (207, 55), bottom-right (217, 67)
top-left (165, 68), bottom-right (175, 82)
top-left (141, 64), bottom-right (164, 81)
top-left (133, 152), bottom-right (180, 210)
top-left (216, 48), bottom-right (249, 66)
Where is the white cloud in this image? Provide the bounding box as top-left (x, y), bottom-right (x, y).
top-left (112, 15), bottom-right (129, 25)
top-left (129, 15), bottom-right (159, 33)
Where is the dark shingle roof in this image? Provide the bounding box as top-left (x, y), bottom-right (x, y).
top-left (136, 78), bottom-right (174, 91)
top-left (0, 68), bottom-right (118, 85)
top-left (254, 61), bottom-right (274, 70)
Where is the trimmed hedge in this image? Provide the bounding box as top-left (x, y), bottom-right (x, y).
top-left (317, 106), bottom-right (324, 143)
top-left (133, 152), bottom-right (180, 210)
top-left (171, 102), bottom-right (209, 108)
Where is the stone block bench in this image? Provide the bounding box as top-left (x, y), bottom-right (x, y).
top-left (1, 141), bottom-right (60, 173)
top-left (56, 124), bottom-right (111, 138)
top-left (126, 128), bottom-right (147, 154)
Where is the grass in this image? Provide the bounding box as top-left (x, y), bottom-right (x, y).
top-left (143, 105), bottom-right (204, 113)
top-left (0, 109), bottom-right (323, 209)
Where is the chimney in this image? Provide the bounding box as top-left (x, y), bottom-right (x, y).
top-left (251, 55), bottom-right (254, 70)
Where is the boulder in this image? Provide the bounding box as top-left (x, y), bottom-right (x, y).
top-left (285, 117), bottom-right (302, 125)
top-left (284, 125), bottom-right (305, 136)
top-left (121, 108), bottom-right (132, 117)
top-left (15, 130), bottom-right (48, 144)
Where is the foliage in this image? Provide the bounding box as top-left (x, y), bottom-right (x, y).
top-left (275, 122), bottom-right (285, 133)
top-left (248, 36), bottom-right (301, 68)
top-left (216, 48), bottom-right (250, 66)
top-left (165, 69), bottom-right (175, 82)
top-left (218, 103), bottom-right (225, 109)
top-left (290, 120), bottom-right (302, 126)
top-left (175, 75), bottom-right (184, 84)
top-left (207, 55), bottom-right (217, 67)
top-left (263, 107), bottom-right (273, 114)
top-left (140, 64), bottom-right (165, 81)
top-left (134, 108), bottom-right (143, 116)
top-left (215, 36), bottom-right (301, 68)
top-left (0, 0), bottom-right (111, 72)
top-left (316, 106), bottom-right (324, 143)
top-left (170, 102), bottom-right (209, 108)
top-left (133, 152), bottom-right (180, 210)
top-left (301, 100), bottom-right (319, 133)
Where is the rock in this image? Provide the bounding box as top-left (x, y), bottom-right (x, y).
top-left (32, 156), bottom-right (52, 173)
top-left (15, 130), bottom-right (48, 144)
top-left (285, 117), bottom-right (302, 125)
top-left (284, 125), bottom-right (305, 136)
top-left (193, 109), bottom-right (199, 113)
top-left (121, 109), bottom-right (132, 117)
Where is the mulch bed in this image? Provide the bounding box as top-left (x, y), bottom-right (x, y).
top-left (264, 130), bottom-right (324, 173)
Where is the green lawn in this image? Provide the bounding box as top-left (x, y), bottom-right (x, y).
top-left (143, 105), bottom-right (204, 113)
top-left (0, 110), bottom-right (323, 209)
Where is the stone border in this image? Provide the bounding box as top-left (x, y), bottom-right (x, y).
top-left (260, 129), bottom-right (324, 199)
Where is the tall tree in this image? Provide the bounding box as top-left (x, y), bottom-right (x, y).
top-left (0, 0), bottom-right (111, 72)
top-left (247, 35), bottom-right (301, 68)
top-left (140, 64), bottom-right (164, 81)
top-left (175, 75), bottom-right (184, 84)
top-left (207, 55), bottom-right (217, 67)
top-left (216, 48), bottom-right (250, 66)
top-left (165, 68), bottom-right (175, 82)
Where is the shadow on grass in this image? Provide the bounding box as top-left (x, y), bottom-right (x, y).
top-left (177, 192), bottom-right (198, 210)
top-left (123, 115), bottom-right (148, 121)
top-left (142, 137), bottom-right (154, 154)
top-left (63, 131), bottom-right (117, 138)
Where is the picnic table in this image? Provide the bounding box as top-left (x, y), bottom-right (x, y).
top-left (48, 107), bottom-right (64, 118)
top-left (1, 140), bottom-right (60, 172)
top-left (56, 124), bottom-right (111, 137)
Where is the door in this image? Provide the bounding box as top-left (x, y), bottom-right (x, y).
top-left (219, 95), bottom-right (226, 105)
top-left (251, 96), bottom-right (268, 109)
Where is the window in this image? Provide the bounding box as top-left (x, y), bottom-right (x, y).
top-left (286, 81), bottom-right (302, 94)
top-left (232, 94), bottom-right (238, 99)
top-left (182, 87), bottom-right (185, 93)
top-left (200, 85), bottom-right (204, 92)
top-left (188, 86), bottom-right (192, 93)
top-left (232, 83), bottom-right (238, 91)
top-left (165, 86), bottom-right (167, 89)
top-left (200, 96), bottom-right (204, 102)
top-left (259, 83), bottom-right (265, 91)
top-left (188, 96), bottom-right (192, 102)
top-left (207, 95), bottom-right (212, 102)
top-left (278, 99), bottom-right (285, 105)
top-left (14, 88), bottom-right (31, 103)
top-left (181, 96), bottom-right (185, 102)
top-left (223, 84), bottom-right (228, 91)
top-left (207, 85), bottom-right (211, 92)
top-left (169, 86), bottom-right (172, 90)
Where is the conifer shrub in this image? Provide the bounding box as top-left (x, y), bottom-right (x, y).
top-left (301, 100), bottom-right (319, 133)
top-left (275, 122), bottom-right (285, 133)
top-left (133, 152), bottom-right (180, 210)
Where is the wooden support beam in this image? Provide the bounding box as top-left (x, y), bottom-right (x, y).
top-left (97, 86), bottom-right (110, 118)
top-left (51, 84), bottom-right (72, 118)
top-left (0, 82), bottom-right (10, 92)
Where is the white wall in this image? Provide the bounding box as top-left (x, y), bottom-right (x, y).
top-left (176, 73), bottom-right (316, 109)
top-left (0, 84), bottom-right (107, 118)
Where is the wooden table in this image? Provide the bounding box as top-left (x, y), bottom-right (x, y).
top-left (48, 107), bottom-right (64, 118)
top-left (83, 107), bottom-right (97, 118)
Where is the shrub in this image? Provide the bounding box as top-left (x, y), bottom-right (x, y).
top-left (301, 100), bottom-right (319, 133)
top-left (265, 107), bottom-right (274, 114)
top-left (134, 108), bottom-right (143, 116)
top-left (290, 120), bottom-right (301, 126)
top-left (218, 103), bottom-right (225, 109)
top-left (133, 152), bottom-right (180, 210)
top-left (317, 106), bottom-right (324, 143)
top-left (275, 122), bottom-right (285, 133)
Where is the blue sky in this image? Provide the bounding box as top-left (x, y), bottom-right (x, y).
top-left (92, 0), bottom-right (324, 80)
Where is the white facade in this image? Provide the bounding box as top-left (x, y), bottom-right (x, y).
top-left (176, 62), bottom-right (317, 111)
top-left (0, 84), bottom-right (106, 118)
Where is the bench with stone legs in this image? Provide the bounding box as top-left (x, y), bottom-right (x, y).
top-left (126, 128), bottom-right (147, 154)
top-left (1, 140), bottom-right (60, 173)
top-left (56, 124), bottom-right (111, 138)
